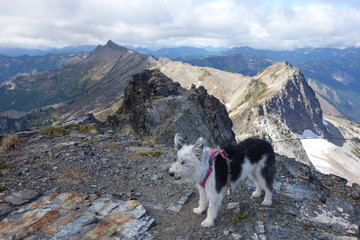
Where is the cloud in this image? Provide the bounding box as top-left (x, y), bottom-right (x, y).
top-left (0, 0), bottom-right (359, 49)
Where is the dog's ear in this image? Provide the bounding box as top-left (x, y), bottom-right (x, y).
top-left (174, 133), bottom-right (187, 150)
top-left (192, 137), bottom-right (206, 159)
top-left (195, 137), bottom-right (207, 146)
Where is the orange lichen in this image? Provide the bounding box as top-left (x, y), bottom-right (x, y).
top-left (85, 210), bottom-right (135, 239)
top-left (42, 210), bottom-right (85, 235)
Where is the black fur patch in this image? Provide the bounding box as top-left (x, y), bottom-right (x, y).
top-left (223, 138), bottom-right (276, 188)
top-left (214, 154), bottom-right (228, 193)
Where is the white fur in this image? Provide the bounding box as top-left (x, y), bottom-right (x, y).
top-left (169, 134), bottom-right (274, 227)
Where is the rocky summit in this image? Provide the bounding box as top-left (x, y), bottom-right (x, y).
top-left (0, 128), bottom-right (360, 239)
top-left (106, 69), bottom-right (235, 147)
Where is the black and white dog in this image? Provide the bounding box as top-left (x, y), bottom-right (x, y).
top-left (169, 133), bottom-right (276, 227)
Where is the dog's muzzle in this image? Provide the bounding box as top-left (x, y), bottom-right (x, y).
top-left (169, 172), bottom-right (181, 180)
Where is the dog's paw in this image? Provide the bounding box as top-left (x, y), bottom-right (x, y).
top-left (261, 199), bottom-right (272, 206)
top-left (251, 190), bottom-right (262, 198)
top-left (201, 219), bottom-right (215, 227)
top-left (193, 207), bottom-right (204, 214)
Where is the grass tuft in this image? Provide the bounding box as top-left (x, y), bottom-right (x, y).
top-left (79, 124), bottom-right (98, 134)
top-left (40, 126), bottom-right (67, 136)
top-left (64, 123), bottom-right (80, 130)
top-left (138, 151), bottom-right (163, 158)
top-left (1, 134), bottom-right (21, 151)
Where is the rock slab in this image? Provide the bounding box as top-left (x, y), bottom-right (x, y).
top-left (0, 191), bottom-right (155, 240)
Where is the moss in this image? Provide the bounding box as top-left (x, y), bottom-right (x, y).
top-left (64, 123), bottom-right (80, 130)
top-left (0, 162), bottom-right (14, 170)
top-left (79, 124), bottom-right (98, 134)
top-left (0, 185), bottom-right (4, 192)
top-left (149, 96), bottom-right (159, 100)
top-left (82, 139), bottom-right (94, 144)
top-left (40, 126), bottom-right (67, 136)
top-left (138, 151), bottom-right (163, 158)
top-left (231, 212), bottom-right (247, 224)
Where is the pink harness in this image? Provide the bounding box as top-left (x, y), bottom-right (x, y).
top-left (199, 149), bottom-right (230, 189)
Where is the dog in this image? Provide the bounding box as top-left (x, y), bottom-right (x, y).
top-left (169, 133), bottom-right (276, 227)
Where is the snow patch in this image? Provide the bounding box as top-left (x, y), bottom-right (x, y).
top-left (296, 129), bottom-right (360, 186)
top-left (322, 118), bottom-right (328, 126)
top-left (296, 129), bottom-right (320, 139)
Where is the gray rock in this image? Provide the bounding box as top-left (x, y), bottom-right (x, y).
top-left (227, 202), bottom-right (241, 210)
top-left (254, 221), bottom-right (266, 234)
top-left (300, 199), bottom-right (359, 235)
top-left (151, 173), bottom-right (165, 181)
top-left (231, 233), bottom-right (242, 240)
top-left (167, 189), bottom-right (195, 212)
top-left (223, 228), bottom-right (231, 235)
top-left (3, 190), bottom-right (40, 206)
top-left (0, 203), bottom-right (12, 218)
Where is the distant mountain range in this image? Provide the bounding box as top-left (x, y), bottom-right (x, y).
top-left (0, 45), bottom-right (95, 57)
top-left (0, 52), bottom-right (88, 84)
top-left (0, 41), bottom-right (359, 123)
top-left (0, 40), bottom-right (150, 130)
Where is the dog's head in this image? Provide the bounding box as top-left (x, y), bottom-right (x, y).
top-left (169, 133), bottom-right (207, 183)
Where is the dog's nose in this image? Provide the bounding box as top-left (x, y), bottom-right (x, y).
top-left (169, 172), bottom-right (175, 177)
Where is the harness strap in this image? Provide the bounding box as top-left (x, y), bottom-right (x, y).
top-left (199, 168), bottom-right (213, 188)
top-left (199, 149), bottom-right (232, 190)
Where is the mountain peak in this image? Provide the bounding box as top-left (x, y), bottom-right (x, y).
top-left (105, 40), bottom-right (122, 49)
top-left (91, 40), bottom-right (127, 55)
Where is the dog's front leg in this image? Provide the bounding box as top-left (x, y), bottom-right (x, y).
top-left (201, 191), bottom-right (223, 227)
top-left (193, 186), bottom-right (208, 214)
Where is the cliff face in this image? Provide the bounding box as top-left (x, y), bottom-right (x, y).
top-left (261, 62), bottom-right (328, 137)
top-left (106, 69), bottom-right (235, 147)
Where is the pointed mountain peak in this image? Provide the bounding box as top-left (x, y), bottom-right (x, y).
top-left (91, 40), bottom-right (128, 55)
top-left (105, 40), bottom-right (119, 48)
top-left (104, 40), bottom-right (126, 51)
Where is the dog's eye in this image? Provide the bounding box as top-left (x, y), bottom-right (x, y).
top-left (181, 161), bottom-right (185, 165)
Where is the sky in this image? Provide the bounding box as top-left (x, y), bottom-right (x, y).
top-left (0, 0), bottom-right (360, 50)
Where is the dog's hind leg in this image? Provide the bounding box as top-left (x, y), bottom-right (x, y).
top-left (249, 171), bottom-right (263, 198)
top-left (201, 190), bottom-right (224, 227)
top-left (259, 169), bottom-right (274, 206)
top-left (261, 183), bottom-right (273, 206)
top-left (194, 186), bottom-right (208, 214)
top-left (260, 157), bottom-right (276, 206)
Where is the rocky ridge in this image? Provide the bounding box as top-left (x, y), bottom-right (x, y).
top-left (106, 69), bottom-right (236, 147)
top-left (0, 129), bottom-right (359, 239)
